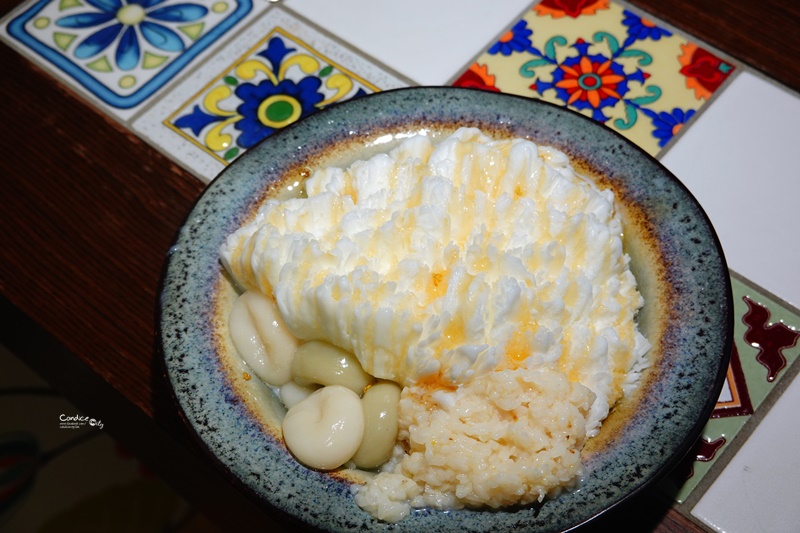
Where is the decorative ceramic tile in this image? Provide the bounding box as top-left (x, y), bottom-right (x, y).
top-left (691, 370), bottom-right (800, 533)
top-left (165, 29), bottom-right (379, 163)
top-left (450, 0), bottom-right (736, 156)
top-left (0, 0), bottom-right (266, 120)
top-left (661, 275), bottom-right (800, 503)
top-left (133, 6), bottom-right (411, 182)
top-left (714, 343), bottom-right (753, 418)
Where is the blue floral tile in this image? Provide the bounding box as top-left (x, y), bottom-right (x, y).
top-left (132, 6), bottom-right (411, 181)
top-left (166, 30), bottom-right (375, 163)
top-left (1, 0), bottom-right (260, 118)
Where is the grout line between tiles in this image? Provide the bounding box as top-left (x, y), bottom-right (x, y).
top-left (655, 67), bottom-right (742, 161)
top-left (731, 270), bottom-right (800, 317)
top-left (442, 0), bottom-right (543, 86)
top-left (740, 64), bottom-right (800, 100)
top-left (279, 4), bottom-right (419, 87)
top-left (123, 3), bottom-right (284, 127)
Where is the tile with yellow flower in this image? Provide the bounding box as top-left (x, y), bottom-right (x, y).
top-left (452, 0), bottom-right (736, 156)
top-left (165, 28), bottom-right (381, 165)
top-left (133, 6), bottom-right (410, 182)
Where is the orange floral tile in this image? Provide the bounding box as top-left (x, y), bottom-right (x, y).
top-left (452, 0), bottom-right (736, 156)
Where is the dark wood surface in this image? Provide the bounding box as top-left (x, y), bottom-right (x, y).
top-left (628, 0), bottom-right (800, 95)
top-left (2, 0), bottom-right (797, 530)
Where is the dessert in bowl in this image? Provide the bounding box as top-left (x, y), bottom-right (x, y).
top-left (160, 87), bottom-right (732, 532)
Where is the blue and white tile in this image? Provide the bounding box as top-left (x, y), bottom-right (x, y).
top-left (0, 0), bottom-right (271, 121)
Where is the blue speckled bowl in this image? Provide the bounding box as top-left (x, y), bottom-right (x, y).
top-left (160, 87), bottom-right (732, 532)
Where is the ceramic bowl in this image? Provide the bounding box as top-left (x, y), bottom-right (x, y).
top-left (160, 87), bottom-right (732, 532)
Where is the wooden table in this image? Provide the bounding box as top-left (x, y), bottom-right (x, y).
top-left (2, 0), bottom-right (798, 530)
